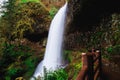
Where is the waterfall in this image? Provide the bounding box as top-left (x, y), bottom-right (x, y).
top-left (31, 2), bottom-right (68, 79)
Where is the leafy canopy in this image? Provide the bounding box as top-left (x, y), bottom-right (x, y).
top-left (0, 0), bottom-right (49, 39)
top-left (21, 0), bottom-right (40, 3)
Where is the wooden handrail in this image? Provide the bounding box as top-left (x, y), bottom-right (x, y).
top-left (76, 49), bottom-right (102, 80)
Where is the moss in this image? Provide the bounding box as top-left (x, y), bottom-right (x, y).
top-left (65, 50), bottom-right (83, 80)
top-left (21, 0), bottom-right (40, 3)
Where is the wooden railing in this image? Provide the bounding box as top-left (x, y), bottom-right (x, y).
top-left (76, 49), bottom-right (102, 80)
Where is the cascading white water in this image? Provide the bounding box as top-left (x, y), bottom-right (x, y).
top-left (31, 2), bottom-right (68, 79)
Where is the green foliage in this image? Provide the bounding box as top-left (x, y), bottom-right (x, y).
top-left (49, 7), bottom-right (58, 18)
top-left (102, 53), bottom-right (111, 60)
top-left (0, 38), bottom-right (6, 56)
top-left (5, 76), bottom-right (11, 80)
top-left (0, 43), bottom-right (38, 80)
top-left (70, 61), bottom-right (82, 80)
top-left (32, 68), bottom-right (68, 80)
top-left (37, 68), bottom-right (68, 80)
top-left (87, 13), bottom-right (120, 60)
top-left (21, 0), bottom-right (40, 3)
top-left (64, 50), bottom-right (72, 62)
top-left (7, 67), bottom-right (18, 76)
top-left (74, 62), bottom-right (82, 70)
top-left (0, 0), bottom-right (50, 40)
top-left (65, 51), bottom-right (82, 80)
top-left (107, 46), bottom-right (113, 53)
top-left (107, 45), bottom-right (120, 55)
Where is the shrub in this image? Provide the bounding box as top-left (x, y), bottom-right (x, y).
top-left (107, 45), bottom-right (120, 55)
top-left (0, 43), bottom-right (38, 80)
top-left (49, 7), bottom-right (58, 18)
top-left (36, 68), bottom-right (68, 80)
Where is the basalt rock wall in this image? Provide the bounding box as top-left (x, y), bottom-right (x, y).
top-left (67, 0), bottom-right (120, 33)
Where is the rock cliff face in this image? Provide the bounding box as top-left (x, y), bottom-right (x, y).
top-left (67, 0), bottom-right (120, 32)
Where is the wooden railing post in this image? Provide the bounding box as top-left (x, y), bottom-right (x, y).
top-left (82, 53), bottom-right (88, 69)
top-left (96, 50), bottom-right (102, 80)
top-left (87, 54), bottom-right (94, 80)
top-left (76, 49), bottom-right (102, 80)
top-left (76, 53), bottom-right (88, 80)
